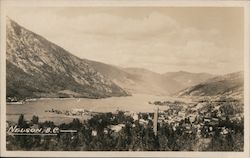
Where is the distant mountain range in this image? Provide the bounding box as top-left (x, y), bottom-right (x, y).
top-left (84, 60), bottom-right (216, 95)
top-left (6, 18), bottom-right (243, 100)
top-left (122, 68), bottom-right (183, 95)
top-left (177, 71), bottom-right (243, 97)
top-left (164, 71), bottom-right (214, 89)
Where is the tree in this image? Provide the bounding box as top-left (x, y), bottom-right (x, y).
top-left (31, 115), bottom-right (39, 124)
top-left (18, 114), bottom-right (27, 127)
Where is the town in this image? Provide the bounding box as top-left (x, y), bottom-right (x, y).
top-left (43, 96), bottom-right (243, 138)
top-left (6, 95), bottom-right (243, 151)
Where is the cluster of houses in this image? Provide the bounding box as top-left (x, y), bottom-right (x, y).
top-left (6, 97), bottom-right (24, 104)
top-left (45, 108), bottom-right (92, 116)
top-left (148, 98), bottom-right (242, 137)
top-left (44, 97), bottom-right (243, 138)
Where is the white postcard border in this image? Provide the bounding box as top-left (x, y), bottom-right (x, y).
top-left (0, 0), bottom-right (249, 157)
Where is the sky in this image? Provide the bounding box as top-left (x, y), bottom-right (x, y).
top-left (7, 7), bottom-right (244, 74)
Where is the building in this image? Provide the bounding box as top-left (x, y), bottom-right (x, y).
top-left (109, 124), bottom-right (125, 133)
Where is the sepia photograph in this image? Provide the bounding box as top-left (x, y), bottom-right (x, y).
top-left (0, 0), bottom-right (249, 157)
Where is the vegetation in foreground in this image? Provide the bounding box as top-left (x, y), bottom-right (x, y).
top-left (6, 104), bottom-right (243, 151)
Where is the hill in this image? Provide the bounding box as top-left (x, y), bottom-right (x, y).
top-left (164, 71), bottom-right (214, 88)
top-left (177, 71), bottom-right (243, 97)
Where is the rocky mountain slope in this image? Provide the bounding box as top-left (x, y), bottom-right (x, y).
top-left (6, 18), bottom-right (128, 100)
top-left (177, 71), bottom-right (243, 97)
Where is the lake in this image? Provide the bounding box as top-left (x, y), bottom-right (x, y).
top-left (6, 94), bottom-right (191, 124)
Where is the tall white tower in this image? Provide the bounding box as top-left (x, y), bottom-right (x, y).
top-left (153, 106), bottom-right (159, 136)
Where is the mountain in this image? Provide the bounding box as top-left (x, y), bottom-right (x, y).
top-left (84, 60), bottom-right (215, 96)
top-left (164, 71), bottom-right (214, 88)
top-left (122, 68), bottom-right (182, 95)
top-left (177, 71), bottom-right (243, 97)
top-left (83, 60), bottom-right (184, 95)
top-left (84, 60), bottom-right (176, 95)
top-left (6, 18), bottom-right (225, 100)
top-left (6, 18), bottom-right (128, 100)
top-left (84, 60), bottom-right (139, 94)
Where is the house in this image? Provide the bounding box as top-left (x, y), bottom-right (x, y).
top-left (220, 127), bottom-right (229, 135)
top-left (211, 118), bottom-right (219, 122)
top-left (91, 130), bottom-right (97, 136)
top-left (188, 115), bottom-right (196, 123)
top-left (124, 111), bottom-right (132, 116)
top-left (109, 124), bottom-right (125, 133)
top-left (178, 111), bottom-right (186, 118)
top-left (139, 119), bottom-right (149, 125)
top-left (132, 113), bottom-right (139, 121)
top-left (185, 125), bottom-right (191, 130)
top-left (204, 118), bottom-right (211, 123)
top-left (71, 108), bottom-right (86, 116)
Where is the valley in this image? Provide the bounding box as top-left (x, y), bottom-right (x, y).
top-left (5, 18), bottom-right (245, 151)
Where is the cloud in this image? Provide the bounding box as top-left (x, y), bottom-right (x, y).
top-left (6, 7), bottom-right (243, 74)
top-left (7, 9), bottom-right (179, 38)
top-left (64, 12), bottom-right (178, 37)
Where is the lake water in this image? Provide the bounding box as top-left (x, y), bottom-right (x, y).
top-left (6, 94), bottom-right (191, 124)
